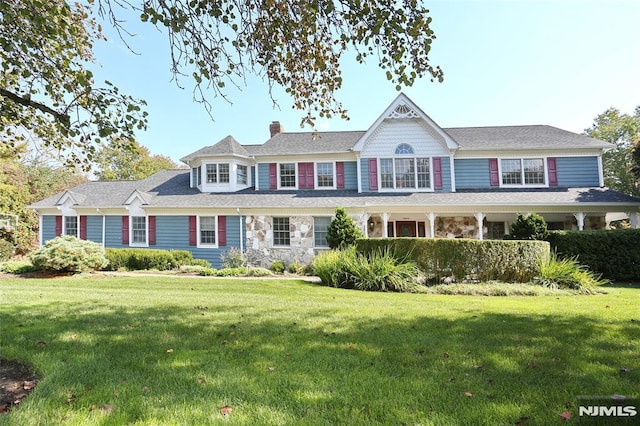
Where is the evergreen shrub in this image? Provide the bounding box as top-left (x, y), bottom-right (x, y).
top-left (30, 235), bottom-right (108, 272)
top-left (105, 248), bottom-right (207, 271)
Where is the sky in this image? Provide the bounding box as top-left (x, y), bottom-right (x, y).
top-left (90, 0), bottom-right (640, 164)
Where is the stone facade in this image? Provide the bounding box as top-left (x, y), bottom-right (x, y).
top-left (435, 216), bottom-right (480, 239)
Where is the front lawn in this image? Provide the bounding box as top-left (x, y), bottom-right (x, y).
top-left (0, 275), bottom-right (638, 425)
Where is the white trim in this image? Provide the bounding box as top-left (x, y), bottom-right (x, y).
top-left (129, 215), bottom-right (149, 247)
top-left (277, 162), bottom-right (298, 190)
top-left (196, 215), bottom-right (219, 248)
top-left (498, 157), bottom-right (548, 188)
top-left (312, 216), bottom-right (332, 248)
top-left (597, 155), bottom-right (604, 187)
top-left (271, 216), bottom-right (291, 247)
top-left (62, 215), bottom-right (80, 238)
top-left (449, 156), bottom-right (456, 192)
top-left (315, 161), bottom-right (337, 190)
top-left (376, 156), bottom-right (435, 193)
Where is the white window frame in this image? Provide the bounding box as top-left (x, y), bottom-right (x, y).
top-left (313, 216), bottom-right (331, 248)
top-left (499, 158), bottom-right (547, 188)
top-left (129, 215), bottom-right (149, 247)
top-left (205, 163), bottom-right (230, 184)
top-left (378, 155), bottom-right (434, 192)
top-left (63, 215), bottom-right (79, 237)
top-left (272, 217), bottom-right (291, 247)
top-left (197, 216), bottom-right (218, 248)
top-left (236, 164), bottom-right (248, 185)
top-left (315, 162), bottom-right (336, 189)
top-left (278, 163), bottom-right (297, 189)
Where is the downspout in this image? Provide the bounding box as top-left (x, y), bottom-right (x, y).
top-left (97, 208), bottom-right (105, 247)
top-left (237, 208), bottom-right (243, 254)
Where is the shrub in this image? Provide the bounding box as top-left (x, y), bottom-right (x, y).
top-left (220, 247), bottom-right (247, 268)
top-left (0, 239), bottom-right (14, 261)
top-left (270, 260), bottom-right (285, 274)
top-left (288, 258), bottom-right (306, 274)
top-left (104, 248), bottom-right (202, 271)
top-left (547, 229), bottom-right (640, 281)
top-left (326, 207), bottom-right (364, 249)
top-left (30, 235), bottom-right (108, 272)
top-left (535, 252), bottom-right (608, 294)
top-left (246, 267), bottom-right (274, 277)
top-left (357, 238), bottom-right (549, 283)
top-left (0, 261), bottom-right (37, 274)
top-left (179, 264), bottom-right (210, 274)
top-left (507, 213), bottom-right (549, 240)
top-left (311, 248), bottom-right (353, 287)
top-left (198, 267), bottom-right (218, 276)
top-left (189, 258), bottom-right (211, 268)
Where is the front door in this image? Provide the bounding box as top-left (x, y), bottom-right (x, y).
top-left (396, 221), bottom-right (417, 237)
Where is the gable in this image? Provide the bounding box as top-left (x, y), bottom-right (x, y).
top-left (353, 93), bottom-right (458, 156)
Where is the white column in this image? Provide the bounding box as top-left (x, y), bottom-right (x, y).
top-left (629, 212), bottom-right (639, 229)
top-left (427, 213), bottom-right (437, 238)
top-left (363, 213), bottom-right (371, 237)
top-left (356, 155), bottom-right (362, 193)
top-left (382, 213), bottom-right (390, 238)
top-left (475, 212), bottom-right (486, 240)
top-left (574, 212), bottom-right (586, 231)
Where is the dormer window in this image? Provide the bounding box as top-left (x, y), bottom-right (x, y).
top-left (206, 163), bottom-right (230, 184)
top-left (395, 143), bottom-right (414, 155)
top-left (380, 144), bottom-right (432, 190)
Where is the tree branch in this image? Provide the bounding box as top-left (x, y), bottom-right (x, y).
top-left (0, 88), bottom-right (70, 128)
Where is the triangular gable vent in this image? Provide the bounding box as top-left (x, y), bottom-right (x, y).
top-left (388, 104), bottom-right (419, 119)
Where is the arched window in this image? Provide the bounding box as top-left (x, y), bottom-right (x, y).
top-left (395, 143), bottom-right (414, 155)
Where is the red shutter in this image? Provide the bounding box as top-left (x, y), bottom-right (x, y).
top-left (433, 157), bottom-right (443, 190)
top-left (368, 159), bottom-right (378, 190)
top-left (489, 158), bottom-right (500, 186)
top-left (218, 216), bottom-right (226, 246)
top-left (269, 163), bottom-right (277, 189)
top-left (148, 216), bottom-right (156, 245)
top-left (547, 157), bottom-right (558, 186)
top-left (121, 216), bottom-right (129, 244)
top-left (55, 216), bottom-right (63, 236)
top-left (79, 216), bottom-right (87, 240)
top-left (188, 216), bottom-right (197, 246)
top-left (298, 162), bottom-right (314, 189)
top-left (336, 162), bottom-right (345, 189)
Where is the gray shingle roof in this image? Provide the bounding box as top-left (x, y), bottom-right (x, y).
top-left (30, 169), bottom-right (639, 210)
top-left (250, 131), bottom-right (365, 156)
top-left (180, 135), bottom-right (254, 163)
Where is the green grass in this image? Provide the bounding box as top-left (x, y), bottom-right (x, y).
top-left (1, 275), bottom-right (638, 425)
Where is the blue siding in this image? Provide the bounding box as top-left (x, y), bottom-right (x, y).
top-left (455, 159), bottom-right (492, 189)
top-left (360, 158), bottom-right (372, 192)
top-left (437, 157), bottom-right (452, 192)
top-left (343, 161), bottom-right (358, 190)
top-left (86, 216), bottom-right (103, 243)
top-left (105, 216), bottom-right (127, 248)
top-left (556, 156), bottom-right (600, 187)
top-left (42, 216), bottom-right (57, 243)
top-left (257, 163), bottom-right (271, 190)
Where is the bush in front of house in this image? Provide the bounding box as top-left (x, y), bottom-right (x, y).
top-left (534, 252), bottom-right (608, 294)
top-left (547, 228), bottom-right (640, 281)
top-left (326, 207), bottom-right (364, 249)
top-left (270, 260), bottom-right (285, 274)
top-left (0, 238), bottom-right (13, 262)
top-left (30, 235), bottom-right (108, 272)
top-left (0, 261), bottom-right (38, 274)
top-left (357, 238), bottom-right (549, 283)
top-left (105, 248), bottom-right (210, 271)
top-left (220, 247), bottom-right (247, 268)
top-left (506, 213), bottom-right (549, 241)
top-left (312, 247), bottom-right (421, 292)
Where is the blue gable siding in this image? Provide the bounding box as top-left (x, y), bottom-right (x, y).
top-left (454, 159), bottom-right (492, 189)
top-left (556, 156), bottom-right (600, 187)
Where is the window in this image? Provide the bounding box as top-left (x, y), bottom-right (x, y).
top-left (279, 163), bottom-right (296, 188)
top-left (64, 216), bottom-right (78, 236)
top-left (206, 163), bottom-right (230, 184)
top-left (501, 158), bottom-right (545, 186)
top-left (395, 143), bottom-right (414, 155)
top-left (380, 159), bottom-right (394, 189)
top-left (131, 216), bottom-right (147, 245)
top-left (379, 156), bottom-right (432, 190)
top-left (416, 158), bottom-right (430, 188)
top-left (316, 163), bottom-right (334, 188)
top-left (199, 216), bottom-right (216, 246)
top-left (395, 158), bottom-right (415, 188)
top-left (314, 217), bottom-right (331, 247)
top-left (197, 166), bottom-right (202, 186)
top-left (237, 165), bottom-right (248, 185)
top-left (272, 217), bottom-right (290, 246)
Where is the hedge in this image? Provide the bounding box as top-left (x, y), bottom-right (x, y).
top-left (547, 229), bottom-right (640, 282)
top-left (356, 238), bottom-right (550, 283)
top-left (104, 248), bottom-right (210, 271)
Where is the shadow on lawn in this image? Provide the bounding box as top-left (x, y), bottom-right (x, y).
top-left (1, 298), bottom-right (638, 424)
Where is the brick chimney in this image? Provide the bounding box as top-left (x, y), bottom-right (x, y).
top-left (269, 121), bottom-right (284, 137)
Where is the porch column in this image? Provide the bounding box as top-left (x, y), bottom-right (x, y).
top-left (475, 212), bottom-right (486, 240)
top-left (573, 212), bottom-right (586, 231)
top-left (629, 212), bottom-right (639, 229)
top-left (363, 213), bottom-right (371, 237)
top-left (427, 213), bottom-right (437, 238)
top-left (382, 213), bottom-right (390, 238)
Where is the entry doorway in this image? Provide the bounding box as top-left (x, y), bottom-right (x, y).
top-left (392, 221), bottom-right (426, 237)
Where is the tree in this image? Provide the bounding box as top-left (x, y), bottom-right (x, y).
top-left (585, 106), bottom-right (640, 196)
top-left (326, 207), bottom-right (364, 249)
top-left (507, 213), bottom-right (548, 241)
top-left (2, 0), bottom-right (442, 167)
top-left (95, 139), bottom-right (180, 180)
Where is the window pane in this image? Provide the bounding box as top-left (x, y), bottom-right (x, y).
top-left (279, 163), bottom-right (296, 188)
top-left (501, 159), bottom-right (522, 184)
top-left (132, 216), bottom-right (147, 244)
top-left (416, 158), bottom-right (430, 188)
top-left (523, 159), bottom-right (544, 184)
top-left (395, 158), bottom-right (415, 188)
top-left (314, 217), bottom-right (331, 247)
top-left (395, 143), bottom-right (414, 155)
top-left (317, 163), bottom-right (334, 187)
top-left (219, 164), bottom-right (230, 183)
top-left (380, 159), bottom-right (394, 189)
top-left (200, 216), bottom-right (216, 245)
top-left (197, 166), bottom-right (202, 185)
top-left (64, 216), bottom-right (78, 236)
top-left (206, 164), bottom-right (217, 183)
top-left (273, 217), bottom-right (290, 246)
top-left (237, 165), bottom-right (248, 184)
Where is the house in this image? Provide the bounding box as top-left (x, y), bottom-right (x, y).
top-left (30, 93), bottom-right (640, 268)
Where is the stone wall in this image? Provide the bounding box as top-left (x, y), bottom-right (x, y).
top-left (435, 216), bottom-right (481, 239)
